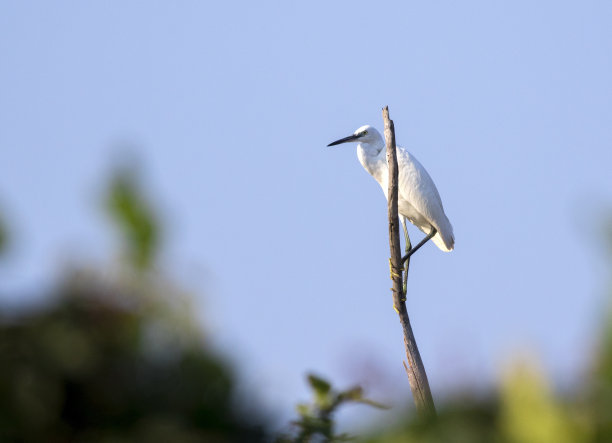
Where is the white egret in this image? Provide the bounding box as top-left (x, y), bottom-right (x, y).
top-left (328, 125), bottom-right (454, 261)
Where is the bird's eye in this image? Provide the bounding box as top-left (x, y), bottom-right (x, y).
top-left (362, 130), bottom-right (368, 136)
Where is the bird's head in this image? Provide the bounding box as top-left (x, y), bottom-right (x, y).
top-left (327, 125), bottom-right (382, 147)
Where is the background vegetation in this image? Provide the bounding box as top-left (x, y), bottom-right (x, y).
top-left (1, 169), bottom-right (611, 442)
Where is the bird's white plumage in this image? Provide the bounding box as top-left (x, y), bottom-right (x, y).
top-left (332, 125), bottom-right (454, 252)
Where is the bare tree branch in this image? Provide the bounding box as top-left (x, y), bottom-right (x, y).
top-left (383, 106), bottom-right (436, 416)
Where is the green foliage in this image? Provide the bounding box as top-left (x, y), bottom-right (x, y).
top-left (0, 169), bottom-right (268, 442)
top-left (278, 374), bottom-right (388, 442)
top-left (105, 167), bottom-right (159, 270)
top-left (356, 360), bottom-right (597, 443)
top-left (0, 271), bottom-right (267, 442)
top-left (3, 166), bottom-right (612, 442)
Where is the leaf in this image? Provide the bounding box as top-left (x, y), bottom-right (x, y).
top-left (105, 167), bottom-right (159, 270)
top-left (307, 374), bottom-right (331, 396)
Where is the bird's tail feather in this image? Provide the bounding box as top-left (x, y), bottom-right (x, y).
top-left (430, 224), bottom-right (454, 252)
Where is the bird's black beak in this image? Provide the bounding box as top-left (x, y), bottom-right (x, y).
top-left (327, 134), bottom-right (360, 147)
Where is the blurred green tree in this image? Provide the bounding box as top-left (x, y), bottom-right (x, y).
top-left (0, 168), bottom-right (268, 442)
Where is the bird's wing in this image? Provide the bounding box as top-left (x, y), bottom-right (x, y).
top-left (396, 146), bottom-right (454, 251)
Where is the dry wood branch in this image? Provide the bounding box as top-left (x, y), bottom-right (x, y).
top-left (383, 106), bottom-right (436, 416)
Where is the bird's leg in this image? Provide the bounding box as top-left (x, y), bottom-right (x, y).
top-left (401, 217), bottom-right (411, 300)
top-left (401, 228), bottom-right (437, 264)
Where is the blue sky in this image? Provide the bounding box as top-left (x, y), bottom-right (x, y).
top-left (1, 0), bottom-right (612, 430)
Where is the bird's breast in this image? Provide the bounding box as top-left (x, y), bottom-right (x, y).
top-left (357, 148), bottom-right (388, 187)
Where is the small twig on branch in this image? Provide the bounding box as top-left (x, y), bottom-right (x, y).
top-left (383, 106), bottom-right (436, 416)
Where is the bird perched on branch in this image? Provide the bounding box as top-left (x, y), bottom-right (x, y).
top-left (328, 125), bottom-right (454, 259)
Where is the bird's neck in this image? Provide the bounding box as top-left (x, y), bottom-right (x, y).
top-left (357, 140), bottom-right (386, 182)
